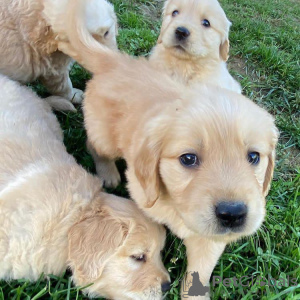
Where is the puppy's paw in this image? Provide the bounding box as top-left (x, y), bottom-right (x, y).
top-left (95, 160), bottom-right (121, 188)
top-left (44, 96), bottom-right (77, 112)
top-left (71, 88), bottom-right (84, 104)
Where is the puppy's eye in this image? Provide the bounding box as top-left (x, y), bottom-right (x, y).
top-left (180, 154), bottom-right (199, 167)
top-left (104, 31), bottom-right (109, 37)
top-left (130, 254), bottom-right (146, 262)
top-left (248, 152), bottom-right (260, 165)
top-left (202, 19), bottom-right (210, 27)
top-left (172, 10), bottom-right (179, 17)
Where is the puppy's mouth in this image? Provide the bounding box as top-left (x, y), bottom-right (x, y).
top-left (167, 42), bottom-right (196, 58)
top-left (172, 43), bottom-right (192, 56)
top-left (216, 225), bottom-right (246, 235)
top-left (174, 44), bottom-right (186, 52)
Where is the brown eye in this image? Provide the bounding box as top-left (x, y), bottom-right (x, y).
top-left (130, 254), bottom-right (146, 262)
top-left (202, 19), bottom-right (210, 27)
top-left (172, 10), bottom-right (179, 17)
top-left (104, 31), bottom-right (109, 37)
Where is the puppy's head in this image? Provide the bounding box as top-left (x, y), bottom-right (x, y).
top-left (68, 193), bottom-right (169, 300)
top-left (43, 0), bottom-right (118, 50)
top-left (85, 0), bottom-right (118, 50)
top-left (129, 86), bottom-right (278, 243)
top-left (158, 0), bottom-right (231, 61)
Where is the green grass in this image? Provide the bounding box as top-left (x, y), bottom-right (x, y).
top-left (1, 0), bottom-right (299, 299)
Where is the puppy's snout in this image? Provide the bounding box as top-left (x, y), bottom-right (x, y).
top-left (161, 281), bottom-right (171, 292)
top-left (175, 27), bottom-right (190, 41)
top-left (215, 202), bottom-right (247, 228)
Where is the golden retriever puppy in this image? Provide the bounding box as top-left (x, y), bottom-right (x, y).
top-left (0, 75), bottom-right (170, 300)
top-left (60, 2), bottom-right (278, 297)
top-left (149, 0), bottom-right (242, 93)
top-left (0, 0), bottom-right (117, 111)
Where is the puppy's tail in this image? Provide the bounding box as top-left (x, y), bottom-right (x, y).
top-left (65, 0), bottom-right (117, 73)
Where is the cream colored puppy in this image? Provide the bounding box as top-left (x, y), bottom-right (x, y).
top-left (150, 0), bottom-right (241, 93)
top-left (0, 75), bottom-right (170, 300)
top-left (60, 2), bottom-right (278, 298)
top-left (0, 0), bottom-right (117, 111)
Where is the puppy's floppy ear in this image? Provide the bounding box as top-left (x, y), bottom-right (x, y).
top-left (113, 13), bottom-right (119, 36)
top-left (134, 137), bottom-right (162, 208)
top-left (219, 37), bottom-right (230, 61)
top-left (162, 0), bottom-right (169, 16)
top-left (263, 150), bottom-right (275, 196)
top-left (263, 127), bottom-right (279, 196)
top-left (68, 204), bottom-right (128, 283)
top-left (157, 0), bottom-right (169, 43)
top-left (219, 20), bottom-right (231, 61)
top-left (157, 32), bottom-right (163, 44)
top-left (115, 22), bottom-right (119, 36)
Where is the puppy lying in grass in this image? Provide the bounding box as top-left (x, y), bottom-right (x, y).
top-left (60, 1), bottom-right (278, 298)
top-left (0, 0), bottom-right (117, 112)
top-left (0, 75), bottom-right (170, 300)
top-left (150, 0), bottom-right (242, 93)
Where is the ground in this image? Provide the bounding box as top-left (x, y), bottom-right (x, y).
top-left (0, 0), bottom-right (299, 299)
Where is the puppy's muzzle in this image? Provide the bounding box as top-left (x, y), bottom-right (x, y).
top-left (175, 27), bottom-right (190, 41)
top-left (215, 202), bottom-right (247, 228)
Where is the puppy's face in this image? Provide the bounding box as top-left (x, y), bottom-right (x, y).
top-left (133, 88), bottom-right (278, 243)
top-left (68, 194), bottom-right (169, 300)
top-left (86, 0), bottom-right (118, 50)
top-left (158, 0), bottom-right (231, 61)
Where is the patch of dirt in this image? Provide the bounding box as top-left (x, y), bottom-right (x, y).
top-left (228, 56), bottom-right (248, 77)
top-left (139, 0), bottom-right (164, 23)
top-left (279, 137), bottom-right (300, 172)
top-left (228, 55), bottom-right (272, 100)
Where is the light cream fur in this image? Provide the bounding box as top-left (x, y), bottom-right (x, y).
top-left (59, 3), bottom-right (278, 297)
top-left (0, 75), bottom-right (170, 300)
top-left (0, 0), bottom-right (117, 112)
top-left (149, 0), bottom-right (242, 93)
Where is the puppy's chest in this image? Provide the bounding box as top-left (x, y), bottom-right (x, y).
top-left (170, 64), bottom-right (199, 85)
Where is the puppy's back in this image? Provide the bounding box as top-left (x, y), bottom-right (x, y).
top-left (0, 75), bottom-right (71, 187)
top-left (0, 76), bottom-right (101, 280)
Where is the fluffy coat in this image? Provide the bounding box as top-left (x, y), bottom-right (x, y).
top-left (0, 75), bottom-right (169, 300)
top-left (0, 0), bottom-right (117, 111)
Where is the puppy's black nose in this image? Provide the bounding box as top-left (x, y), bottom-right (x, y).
top-left (175, 27), bottom-right (190, 41)
top-left (216, 202), bottom-right (247, 228)
top-left (161, 281), bottom-right (171, 292)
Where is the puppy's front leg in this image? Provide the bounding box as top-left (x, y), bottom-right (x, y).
top-left (40, 70), bottom-right (83, 107)
top-left (182, 236), bottom-right (226, 299)
top-left (87, 142), bottom-right (121, 188)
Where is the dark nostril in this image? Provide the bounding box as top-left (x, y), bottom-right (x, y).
top-left (215, 202), bottom-right (247, 228)
top-left (161, 281), bottom-right (171, 292)
top-left (175, 27), bottom-right (190, 40)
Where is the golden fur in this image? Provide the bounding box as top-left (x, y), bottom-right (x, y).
top-left (0, 75), bottom-right (169, 300)
top-left (0, 0), bottom-right (117, 111)
top-left (60, 1), bottom-right (278, 297)
top-left (150, 0), bottom-right (241, 93)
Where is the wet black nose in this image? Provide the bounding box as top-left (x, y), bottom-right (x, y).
top-left (215, 202), bottom-right (247, 228)
top-left (161, 281), bottom-right (171, 292)
top-left (175, 27), bottom-right (190, 41)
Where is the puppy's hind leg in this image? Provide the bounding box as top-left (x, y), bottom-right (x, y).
top-left (87, 142), bottom-right (121, 188)
top-left (40, 52), bottom-right (84, 111)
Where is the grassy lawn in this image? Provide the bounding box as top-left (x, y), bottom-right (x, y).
top-left (1, 0), bottom-right (299, 299)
